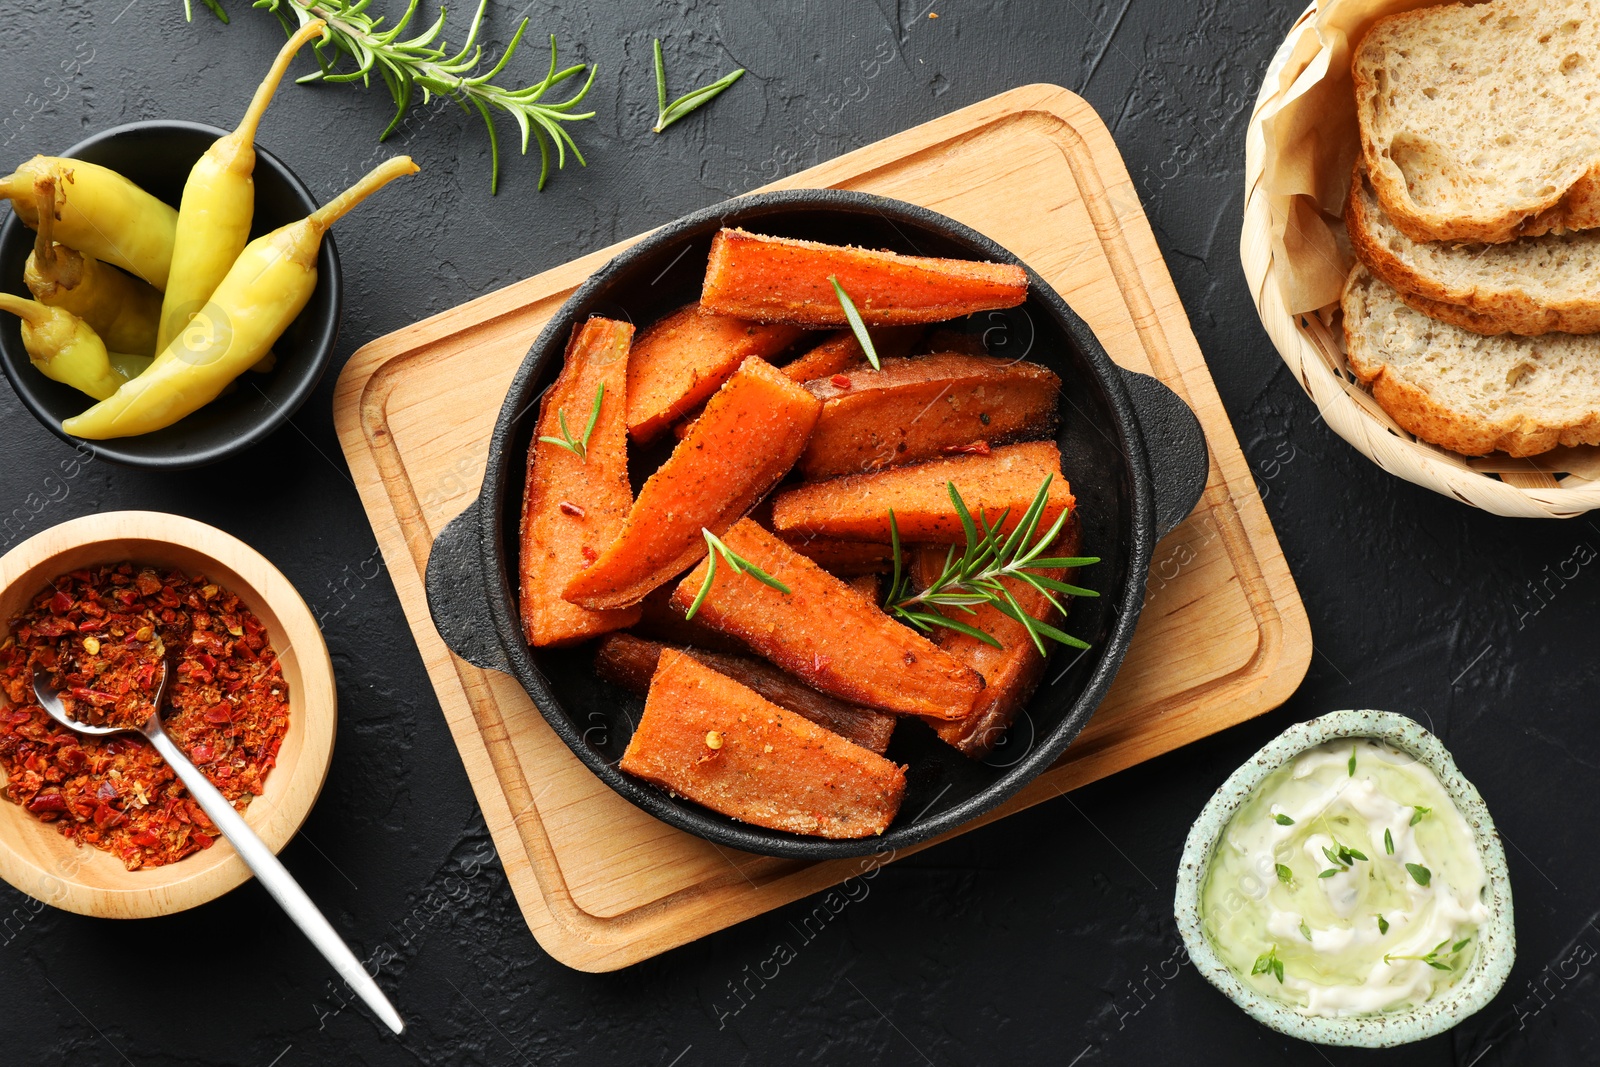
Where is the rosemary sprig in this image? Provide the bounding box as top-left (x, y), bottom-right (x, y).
top-left (884, 476), bottom-right (1098, 654)
top-left (1252, 945), bottom-right (1285, 984)
top-left (538, 383), bottom-right (604, 460)
top-left (683, 529), bottom-right (791, 621)
top-left (1386, 937), bottom-right (1471, 971)
top-left (652, 39), bottom-right (744, 133)
top-left (1410, 806), bottom-right (1431, 826)
top-left (830, 276), bottom-right (880, 370)
top-left (189, 0), bottom-right (598, 194)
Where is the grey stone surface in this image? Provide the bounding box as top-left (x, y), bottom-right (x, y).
top-left (0, 1), bottom-right (1589, 1064)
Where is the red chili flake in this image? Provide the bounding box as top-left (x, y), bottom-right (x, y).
top-left (558, 501), bottom-right (586, 518)
top-left (942, 440), bottom-right (992, 456)
top-left (811, 653), bottom-right (832, 674)
top-left (580, 545), bottom-right (599, 564)
top-left (830, 374), bottom-right (852, 389)
top-left (0, 565), bottom-right (290, 870)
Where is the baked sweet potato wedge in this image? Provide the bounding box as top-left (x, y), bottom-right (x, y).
top-left (701, 228), bottom-right (1029, 327)
top-left (778, 533), bottom-right (895, 576)
top-left (625, 303), bottom-right (805, 443)
top-left (563, 357), bottom-right (822, 610)
top-left (668, 519), bottom-right (982, 719)
top-left (620, 652), bottom-right (906, 838)
top-left (780, 326), bottom-right (921, 383)
top-left (799, 353), bottom-right (1061, 480)
top-left (914, 517), bottom-right (1084, 758)
top-left (595, 634), bottom-right (897, 754)
top-left (771, 441), bottom-right (1074, 544)
top-left (518, 317), bottom-right (642, 646)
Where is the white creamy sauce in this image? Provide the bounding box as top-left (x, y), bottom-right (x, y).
top-left (1201, 738), bottom-right (1490, 1017)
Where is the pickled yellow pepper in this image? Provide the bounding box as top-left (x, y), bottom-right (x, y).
top-left (157, 19), bottom-right (327, 353)
top-left (64, 157), bottom-right (420, 440)
top-left (0, 294), bottom-right (149, 401)
top-left (0, 158), bottom-right (176, 289)
top-left (24, 176), bottom-right (162, 356)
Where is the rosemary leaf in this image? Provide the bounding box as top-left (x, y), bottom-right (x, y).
top-left (537, 382), bottom-right (604, 460)
top-left (685, 528), bottom-right (791, 620)
top-left (829, 277), bottom-right (881, 370)
top-left (653, 39), bottom-right (745, 133)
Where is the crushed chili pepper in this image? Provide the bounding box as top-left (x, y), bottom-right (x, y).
top-left (558, 501), bottom-right (586, 518)
top-left (942, 440), bottom-right (992, 456)
top-left (0, 565), bottom-right (290, 870)
top-left (829, 374), bottom-right (852, 390)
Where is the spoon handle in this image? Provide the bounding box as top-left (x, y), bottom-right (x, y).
top-left (144, 725), bottom-right (405, 1035)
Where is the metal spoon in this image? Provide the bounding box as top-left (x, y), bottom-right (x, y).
top-left (33, 662), bottom-right (404, 1035)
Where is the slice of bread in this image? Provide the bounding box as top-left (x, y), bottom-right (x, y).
top-left (1342, 265), bottom-right (1600, 457)
top-left (1347, 164), bottom-right (1600, 335)
top-left (1353, 0), bottom-right (1600, 244)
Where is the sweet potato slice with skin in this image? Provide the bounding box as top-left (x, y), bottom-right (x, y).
top-left (632, 585), bottom-right (749, 654)
top-left (669, 519), bottom-right (982, 720)
top-left (847, 574), bottom-right (881, 605)
top-left (595, 634), bottom-right (897, 754)
top-left (620, 653), bottom-right (906, 839)
top-left (701, 228), bottom-right (1029, 327)
top-left (799, 353), bottom-right (1061, 480)
top-left (518, 317), bottom-right (641, 646)
top-left (780, 326), bottom-right (921, 383)
top-left (913, 517), bottom-right (1084, 758)
top-left (563, 357), bottom-right (822, 610)
top-left (625, 303), bottom-right (806, 443)
top-left (771, 441), bottom-right (1075, 544)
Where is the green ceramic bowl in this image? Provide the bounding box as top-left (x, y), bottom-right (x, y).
top-left (1174, 710), bottom-right (1514, 1047)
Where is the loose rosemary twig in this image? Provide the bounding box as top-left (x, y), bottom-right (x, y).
top-left (188, 0), bottom-right (597, 194)
top-left (885, 476), bottom-right (1099, 654)
top-left (652, 38), bottom-right (744, 133)
top-left (683, 530), bottom-right (790, 621)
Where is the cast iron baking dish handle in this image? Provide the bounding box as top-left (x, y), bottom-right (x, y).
top-left (425, 497), bottom-right (514, 674)
top-left (1119, 367), bottom-right (1209, 538)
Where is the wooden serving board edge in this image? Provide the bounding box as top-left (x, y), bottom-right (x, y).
top-left (333, 84), bottom-right (1312, 971)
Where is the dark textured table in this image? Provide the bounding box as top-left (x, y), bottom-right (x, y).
top-left (0, 2), bottom-right (1588, 1064)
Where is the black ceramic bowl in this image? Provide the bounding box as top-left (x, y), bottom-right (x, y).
top-left (425, 190), bottom-right (1209, 860)
top-left (0, 120), bottom-right (341, 468)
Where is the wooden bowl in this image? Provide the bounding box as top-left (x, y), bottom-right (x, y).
top-left (0, 511), bottom-right (335, 917)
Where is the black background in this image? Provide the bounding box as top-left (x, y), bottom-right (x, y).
top-left (0, 1), bottom-right (1590, 1064)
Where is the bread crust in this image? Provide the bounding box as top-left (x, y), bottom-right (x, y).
top-left (1342, 266), bottom-right (1600, 457)
top-left (1345, 164), bottom-right (1600, 336)
top-left (1353, 0), bottom-right (1600, 245)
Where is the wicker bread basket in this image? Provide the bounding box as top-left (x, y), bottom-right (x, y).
top-left (1242, 1), bottom-right (1600, 518)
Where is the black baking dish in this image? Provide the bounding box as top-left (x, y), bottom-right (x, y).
top-left (425, 189), bottom-right (1209, 860)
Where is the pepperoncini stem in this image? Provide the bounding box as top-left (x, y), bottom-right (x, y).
top-left (309, 156), bottom-right (420, 234)
top-left (27, 176), bottom-right (86, 296)
top-left (233, 19), bottom-right (326, 150)
top-left (0, 293), bottom-right (48, 328)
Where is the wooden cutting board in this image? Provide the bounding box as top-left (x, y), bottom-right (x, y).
top-left (333, 83), bottom-right (1312, 972)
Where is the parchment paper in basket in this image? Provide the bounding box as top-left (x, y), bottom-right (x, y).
top-left (1258, 0), bottom-right (1449, 315)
